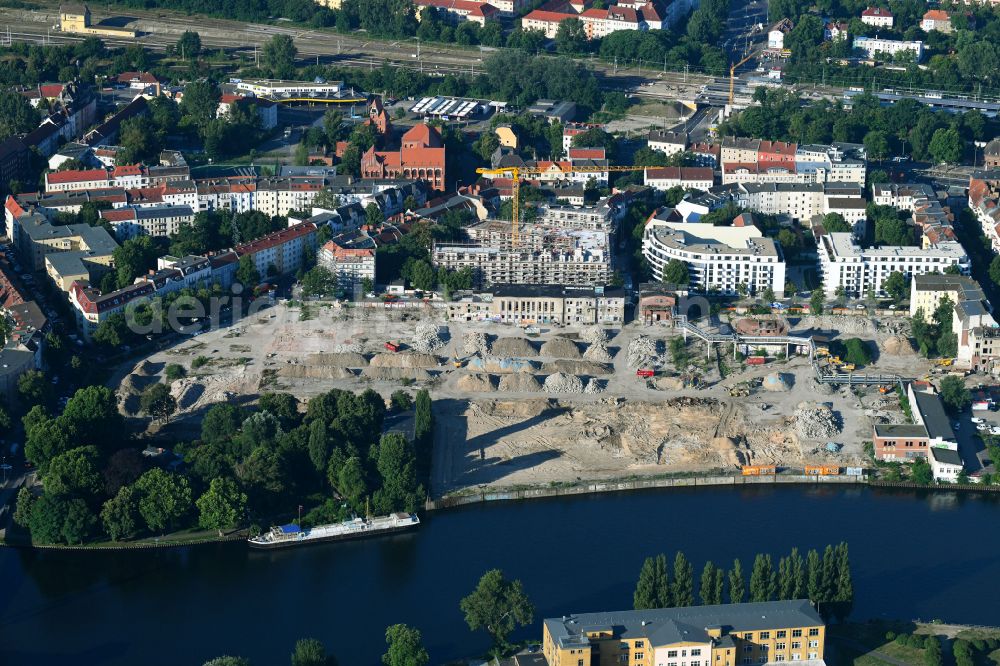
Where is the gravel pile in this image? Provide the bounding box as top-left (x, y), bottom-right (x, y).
top-left (583, 341), bottom-right (613, 362)
top-left (463, 332), bottom-right (489, 356)
top-left (411, 323), bottom-right (448, 353)
top-left (626, 335), bottom-right (659, 368)
top-left (581, 326), bottom-right (609, 345)
top-left (584, 378), bottom-right (605, 394)
top-left (762, 372), bottom-right (792, 392)
top-left (310, 352), bottom-right (368, 367)
top-left (542, 359), bottom-right (613, 375)
top-left (333, 342), bottom-right (364, 354)
top-left (363, 367), bottom-right (433, 381)
top-left (369, 352), bottom-right (439, 368)
top-left (491, 337), bottom-right (538, 357)
top-left (498, 373), bottom-right (542, 392)
top-left (281, 366), bottom-right (355, 379)
top-left (793, 402), bottom-right (840, 439)
top-left (541, 337), bottom-right (582, 359)
top-left (882, 335), bottom-right (915, 356)
top-left (543, 372), bottom-right (584, 394)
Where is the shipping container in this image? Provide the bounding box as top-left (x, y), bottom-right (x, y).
top-left (384, 341), bottom-right (401, 352)
top-left (805, 465), bottom-right (841, 476)
top-left (845, 467), bottom-right (865, 476)
top-left (742, 465), bottom-right (777, 476)
top-left (746, 356), bottom-right (766, 365)
top-left (636, 369), bottom-right (655, 378)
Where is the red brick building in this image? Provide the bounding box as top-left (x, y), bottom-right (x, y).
top-left (366, 96), bottom-right (391, 136)
top-left (872, 424), bottom-right (930, 461)
top-left (361, 123), bottom-right (446, 191)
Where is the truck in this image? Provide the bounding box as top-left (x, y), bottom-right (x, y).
top-left (636, 369), bottom-right (655, 378)
top-left (746, 356), bottom-right (766, 365)
top-left (384, 340), bottom-right (401, 352)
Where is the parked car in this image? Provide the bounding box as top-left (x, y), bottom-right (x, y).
top-left (972, 417), bottom-right (985, 424)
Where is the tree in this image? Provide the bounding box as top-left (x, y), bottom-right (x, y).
top-left (63, 385), bottom-right (124, 449)
top-left (236, 255), bottom-right (261, 286)
top-left (841, 338), bottom-right (872, 367)
top-left (18, 370), bottom-right (54, 408)
top-left (939, 375), bottom-right (971, 413)
top-left (101, 485), bottom-right (140, 541)
top-left (789, 548), bottom-right (806, 599)
top-left (366, 202), bottom-right (385, 227)
top-left (408, 259), bottom-right (436, 291)
top-left (135, 468), bottom-right (193, 533)
top-left (264, 34), bottom-right (298, 79)
top-left (728, 559), bottom-right (745, 604)
top-left (822, 213), bottom-right (851, 233)
top-left (334, 456), bottom-right (368, 509)
top-left (832, 542), bottom-right (854, 621)
top-left (45, 446), bottom-right (103, 500)
top-left (863, 130), bottom-right (890, 161)
top-left (663, 259), bottom-right (690, 286)
top-left (700, 561), bottom-right (723, 605)
top-left (884, 271), bottom-right (907, 303)
top-left (291, 638), bottom-right (335, 666)
top-left (140, 382), bottom-right (177, 421)
top-left (0, 90), bottom-right (39, 142)
top-left (555, 18), bottom-right (587, 54)
top-left (113, 235), bottom-right (157, 289)
top-left (204, 658), bottom-right (251, 666)
top-left (383, 624), bottom-right (429, 666)
top-left (810, 291), bottom-right (824, 315)
top-left (179, 80), bottom-right (221, 132)
top-left (634, 554), bottom-right (670, 609)
top-left (176, 30), bottom-right (202, 59)
top-left (749, 553), bottom-right (777, 603)
top-left (928, 127), bottom-right (962, 164)
top-left (989, 256), bottom-right (1000, 288)
top-left (671, 551), bottom-right (694, 607)
top-left (806, 549), bottom-right (822, 603)
top-left (460, 569), bottom-right (535, 654)
top-left (24, 413), bottom-right (74, 474)
top-left (196, 477), bottom-right (247, 535)
top-left (924, 635), bottom-right (942, 666)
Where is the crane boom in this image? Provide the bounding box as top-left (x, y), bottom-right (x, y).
top-left (729, 52), bottom-right (756, 106)
top-left (475, 164), bottom-right (650, 247)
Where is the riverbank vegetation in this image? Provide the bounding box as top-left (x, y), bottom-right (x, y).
top-left (633, 543), bottom-right (854, 621)
top-left (11, 388), bottom-right (433, 546)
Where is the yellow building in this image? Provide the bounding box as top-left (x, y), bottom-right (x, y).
top-left (909, 273), bottom-right (986, 322)
top-left (542, 600), bottom-right (826, 666)
top-left (60, 2), bottom-right (137, 37)
top-left (495, 124), bottom-right (519, 149)
top-left (314, 0), bottom-right (343, 8)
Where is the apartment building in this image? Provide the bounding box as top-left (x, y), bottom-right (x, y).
top-left (413, 0), bottom-right (500, 24)
top-left (254, 177), bottom-right (324, 217)
top-left (234, 222), bottom-right (318, 279)
top-left (318, 233), bottom-right (376, 292)
top-left (986, 140), bottom-right (1000, 169)
top-left (644, 167), bottom-right (715, 192)
top-left (853, 36), bottom-right (924, 61)
top-left (100, 204), bottom-right (195, 239)
top-left (720, 137), bottom-right (761, 167)
top-left (7, 205), bottom-right (118, 275)
top-left (920, 9), bottom-right (952, 32)
top-left (642, 213), bottom-right (786, 297)
top-left (818, 232), bottom-right (969, 297)
top-left (45, 168), bottom-right (113, 193)
top-left (542, 600), bottom-right (825, 666)
top-left (860, 6), bottom-right (893, 27)
top-left (969, 171), bottom-right (1000, 252)
top-left (447, 284), bottom-right (625, 324)
top-left (872, 182), bottom-right (956, 247)
top-left (433, 231), bottom-right (611, 288)
top-left (736, 182), bottom-right (866, 223)
top-left (909, 273), bottom-right (986, 321)
top-left (647, 130), bottom-right (687, 156)
top-left (217, 94), bottom-right (279, 131)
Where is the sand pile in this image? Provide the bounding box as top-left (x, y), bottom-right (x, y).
top-left (463, 332), bottom-right (489, 356)
top-left (793, 402), bottom-right (839, 439)
top-left (498, 373), bottom-right (542, 392)
top-left (583, 342), bottom-right (613, 362)
top-left (135, 360), bottom-right (160, 376)
top-left (542, 360), bottom-right (613, 375)
top-left (543, 372), bottom-right (584, 394)
top-left (882, 335), bottom-right (915, 356)
top-left (581, 326), bottom-right (609, 345)
top-left (281, 366), bottom-right (355, 379)
top-left (121, 373), bottom-right (157, 395)
top-left (363, 367), bottom-right (433, 381)
top-left (369, 352), bottom-right (439, 368)
top-left (584, 378), bottom-right (605, 394)
top-left (310, 352), bottom-right (368, 367)
top-left (457, 373), bottom-right (496, 392)
top-left (762, 372), bottom-right (792, 392)
top-left (490, 337), bottom-right (537, 357)
top-left (654, 375), bottom-right (685, 391)
top-left (540, 337), bottom-right (581, 359)
top-left (411, 323), bottom-right (448, 353)
top-left (627, 335), bottom-right (659, 368)
top-left (468, 356), bottom-right (536, 374)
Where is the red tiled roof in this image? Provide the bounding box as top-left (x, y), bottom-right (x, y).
top-left (112, 164), bottom-right (143, 177)
top-left (116, 71), bottom-right (159, 84)
top-left (40, 84), bottom-right (65, 98)
top-left (100, 209), bottom-right (137, 222)
top-left (235, 222), bottom-right (317, 256)
top-left (46, 168), bottom-right (109, 184)
top-left (568, 147), bottom-right (606, 159)
top-left (522, 9), bottom-right (574, 22)
top-left (922, 9), bottom-right (949, 21)
top-left (402, 123), bottom-right (443, 148)
top-left (861, 6), bottom-right (892, 17)
top-left (645, 167), bottom-right (715, 181)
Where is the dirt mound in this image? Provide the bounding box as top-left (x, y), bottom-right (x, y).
top-left (793, 402), bottom-right (839, 439)
top-left (498, 373), bottom-right (542, 392)
top-left (121, 393), bottom-right (140, 416)
top-left (369, 352), bottom-right (439, 368)
top-left (583, 342), bottom-right (613, 362)
top-left (584, 378), bottom-right (605, 394)
top-left (543, 372), bottom-right (584, 394)
top-left (457, 373), bottom-right (496, 392)
top-left (490, 337), bottom-right (537, 357)
top-left (653, 376), bottom-right (685, 391)
top-left (882, 335), bottom-right (916, 356)
top-left (175, 381), bottom-right (206, 410)
top-left (309, 352), bottom-right (369, 367)
top-left (541, 359), bottom-right (613, 375)
top-left (471, 398), bottom-right (553, 419)
top-left (540, 337), bottom-right (581, 359)
top-left (362, 367), bottom-right (433, 381)
top-left (281, 366), bottom-right (355, 379)
top-left (135, 360), bottom-right (161, 376)
top-left (581, 326), bottom-right (609, 345)
top-left (762, 372), bottom-right (792, 392)
top-left (121, 373), bottom-right (158, 395)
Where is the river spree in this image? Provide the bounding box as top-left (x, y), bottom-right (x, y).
top-left (2, 485), bottom-right (1000, 665)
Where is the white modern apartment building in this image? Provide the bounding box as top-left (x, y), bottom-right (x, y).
top-left (647, 130), bottom-right (687, 156)
top-left (644, 167), bottom-right (715, 192)
top-left (818, 232), bottom-right (969, 297)
top-left (853, 36), bottom-right (924, 61)
top-left (99, 204), bottom-right (196, 239)
top-left (234, 78), bottom-right (343, 99)
top-left (255, 178), bottom-right (325, 217)
top-left (642, 213), bottom-right (787, 297)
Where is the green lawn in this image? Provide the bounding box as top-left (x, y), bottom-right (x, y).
top-left (828, 621), bottom-right (924, 666)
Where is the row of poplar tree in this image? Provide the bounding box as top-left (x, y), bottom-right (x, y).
top-left (634, 543), bottom-right (854, 621)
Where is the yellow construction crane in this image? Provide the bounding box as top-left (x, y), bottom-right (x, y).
top-left (475, 164), bottom-right (649, 247)
top-left (729, 52), bottom-right (756, 106)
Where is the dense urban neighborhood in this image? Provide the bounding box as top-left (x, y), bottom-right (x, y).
top-left (2, 0), bottom-right (1000, 663)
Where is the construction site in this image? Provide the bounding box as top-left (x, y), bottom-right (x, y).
top-left (113, 298), bottom-right (946, 498)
